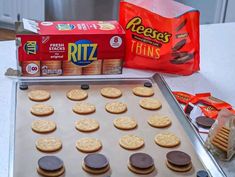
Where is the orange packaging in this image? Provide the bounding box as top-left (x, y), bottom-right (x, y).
top-left (173, 91), bottom-right (195, 104)
top-left (198, 95), bottom-right (232, 110)
top-left (200, 105), bottom-right (219, 119)
top-left (119, 0), bottom-right (200, 75)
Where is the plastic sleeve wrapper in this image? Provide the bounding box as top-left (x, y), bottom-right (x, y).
top-left (205, 109), bottom-right (235, 161)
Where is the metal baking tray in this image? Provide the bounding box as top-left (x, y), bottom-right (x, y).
top-left (8, 73), bottom-right (225, 177)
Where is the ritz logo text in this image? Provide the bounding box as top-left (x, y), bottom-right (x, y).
top-left (68, 40), bottom-right (98, 66)
top-left (24, 41), bottom-right (37, 54)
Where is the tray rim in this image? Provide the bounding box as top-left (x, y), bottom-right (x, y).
top-left (8, 73), bottom-right (226, 177)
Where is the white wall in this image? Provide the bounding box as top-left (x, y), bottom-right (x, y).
top-left (225, 0), bottom-right (235, 22)
top-left (175, 0), bottom-right (228, 24)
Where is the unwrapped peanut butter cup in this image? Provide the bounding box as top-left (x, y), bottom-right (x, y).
top-left (196, 116), bottom-right (215, 129)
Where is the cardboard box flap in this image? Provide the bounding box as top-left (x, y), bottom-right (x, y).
top-left (22, 18), bottom-right (39, 34)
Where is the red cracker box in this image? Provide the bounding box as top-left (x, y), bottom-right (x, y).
top-left (16, 19), bottom-right (125, 76)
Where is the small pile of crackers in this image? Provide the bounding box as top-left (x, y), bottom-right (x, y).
top-left (27, 84), bottom-right (194, 176)
top-left (211, 126), bottom-right (230, 152)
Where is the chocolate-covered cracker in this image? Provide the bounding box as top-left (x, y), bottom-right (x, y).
top-left (129, 153), bottom-right (154, 169)
top-left (84, 154), bottom-right (109, 170)
top-left (38, 156), bottom-right (63, 172)
top-left (166, 151), bottom-right (191, 166)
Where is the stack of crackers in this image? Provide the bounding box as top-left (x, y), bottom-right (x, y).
top-left (211, 126), bottom-right (230, 152)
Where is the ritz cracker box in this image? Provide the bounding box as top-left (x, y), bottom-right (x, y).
top-left (119, 0), bottom-right (200, 75)
top-left (16, 19), bottom-right (125, 77)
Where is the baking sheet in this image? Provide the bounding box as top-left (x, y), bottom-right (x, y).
top-left (11, 75), bottom-right (223, 177)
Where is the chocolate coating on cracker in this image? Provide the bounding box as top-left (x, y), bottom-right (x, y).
top-left (38, 156), bottom-right (63, 172)
top-left (129, 153), bottom-right (154, 169)
top-left (166, 151), bottom-right (191, 166)
top-left (196, 116), bottom-right (215, 129)
top-left (84, 154), bottom-right (109, 170)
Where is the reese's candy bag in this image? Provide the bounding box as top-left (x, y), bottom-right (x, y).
top-left (119, 0), bottom-right (200, 75)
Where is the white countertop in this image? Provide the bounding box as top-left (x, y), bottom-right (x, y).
top-left (1, 22), bottom-right (235, 177)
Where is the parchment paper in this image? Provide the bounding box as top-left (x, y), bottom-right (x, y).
top-left (14, 79), bottom-right (205, 177)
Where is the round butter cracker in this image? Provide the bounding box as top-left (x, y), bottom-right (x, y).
top-left (32, 120), bottom-right (56, 133)
top-left (139, 98), bottom-right (161, 110)
top-left (147, 115), bottom-right (171, 128)
top-left (105, 102), bottom-right (127, 114)
top-left (31, 104), bottom-right (54, 116)
top-left (67, 89), bottom-right (88, 101)
top-left (37, 167), bottom-right (65, 177)
top-left (132, 87), bottom-right (154, 97)
top-left (75, 118), bottom-right (99, 132)
top-left (119, 134), bottom-right (144, 150)
top-left (166, 161), bottom-right (192, 172)
top-left (76, 138), bottom-right (102, 153)
top-left (73, 102), bottom-right (96, 114)
top-left (101, 87), bottom-right (122, 98)
top-left (113, 117), bottom-right (137, 130)
top-left (82, 163), bottom-right (110, 174)
top-left (28, 90), bottom-right (50, 102)
top-left (36, 137), bottom-right (62, 152)
top-left (155, 132), bottom-right (180, 148)
top-left (128, 163), bottom-right (155, 175)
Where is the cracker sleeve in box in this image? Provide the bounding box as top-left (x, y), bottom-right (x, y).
top-left (205, 109), bottom-right (235, 161)
top-left (119, 0), bottom-right (200, 75)
top-left (16, 19), bottom-right (125, 76)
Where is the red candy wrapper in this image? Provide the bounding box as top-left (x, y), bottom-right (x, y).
top-left (173, 91), bottom-right (195, 104)
top-left (200, 105), bottom-right (219, 119)
top-left (173, 91), bottom-right (233, 120)
top-left (197, 95), bottom-right (232, 110)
